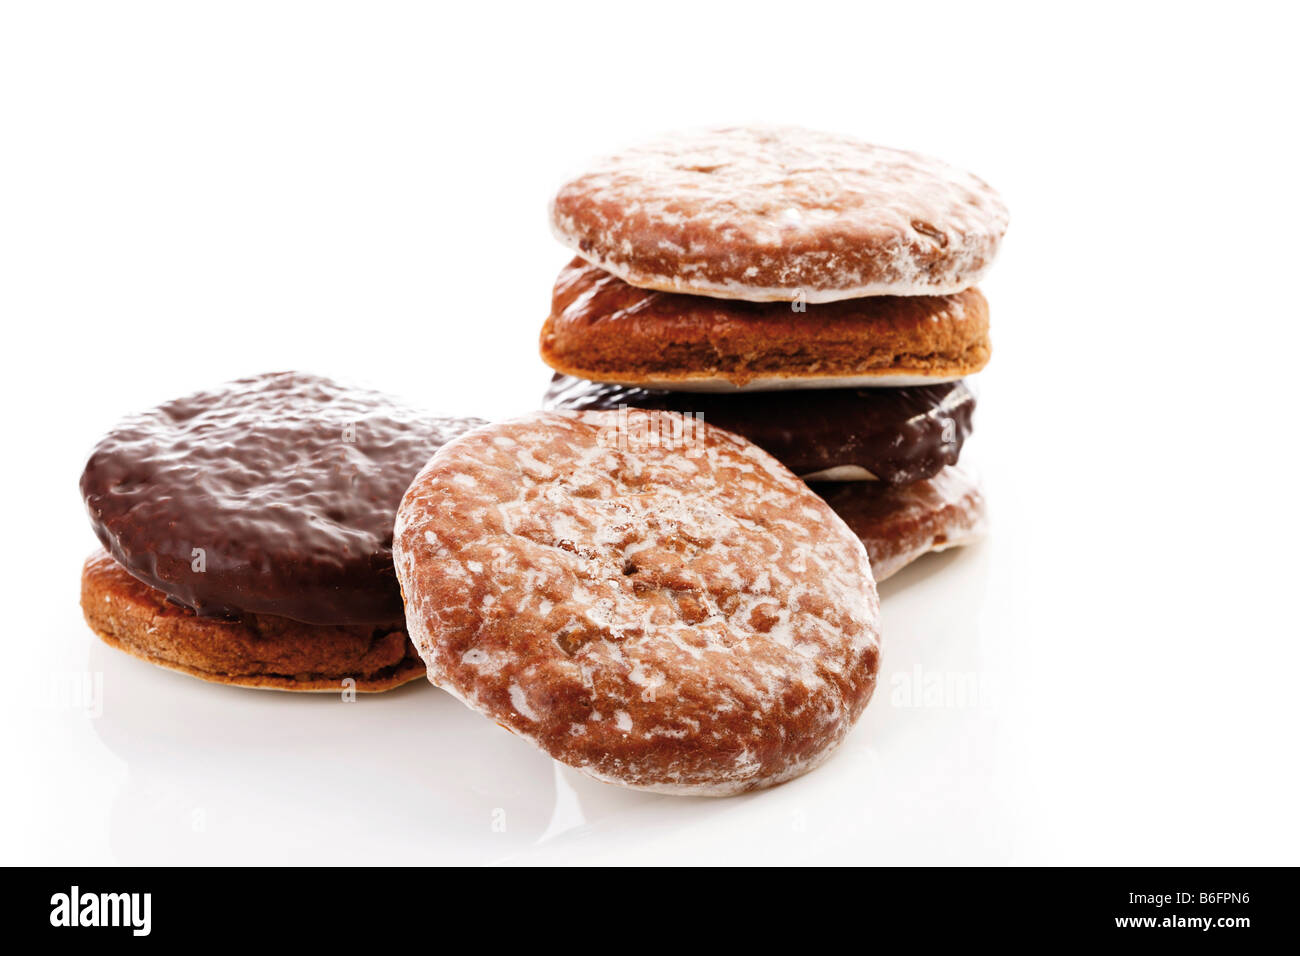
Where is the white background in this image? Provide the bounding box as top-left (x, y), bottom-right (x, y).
top-left (2, 2), bottom-right (1297, 865)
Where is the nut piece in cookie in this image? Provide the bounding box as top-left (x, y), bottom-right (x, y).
top-left (394, 409), bottom-right (881, 795)
top-left (551, 125), bottom-right (1008, 302)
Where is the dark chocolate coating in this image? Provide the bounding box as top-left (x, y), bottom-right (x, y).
top-left (81, 372), bottom-right (485, 625)
top-left (543, 374), bottom-right (974, 484)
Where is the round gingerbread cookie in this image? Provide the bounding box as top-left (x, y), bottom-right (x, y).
top-left (81, 371), bottom-right (485, 625)
top-left (544, 373), bottom-right (976, 484)
top-left (539, 258), bottom-right (990, 390)
top-left (393, 410), bottom-right (881, 795)
top-left (79, 371), bottom-right (483, 692)
top-left (551, 126), bottom-right (1008, 302)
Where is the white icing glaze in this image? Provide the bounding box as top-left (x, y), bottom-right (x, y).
top-left (394, 410), bottom-right (881, 796)
top-left (800, 465), bottom-right (879, 482)
top-left (551, 125), bottom-right (1008, 302)
top-left (821, 465), bottom-right (988, 582)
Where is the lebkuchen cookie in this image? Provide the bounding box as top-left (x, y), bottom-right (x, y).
top-left (541, 125), bottom-right (1004, 583)
top-left (540, 257), bottom-right (990, 390)
top-left (394, 410), bottom-right (881, 795)
top-left (550, 125), bottom-right (1008, 303)
top-left (544, 373), bottom-right (974, 485)
top-left (79, 371), bottom-right (484, 691)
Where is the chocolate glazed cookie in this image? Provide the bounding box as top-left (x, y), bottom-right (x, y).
top-left (544, 373), bottom-right (974, 484)
top-left (79, 371), bottom-right (485, 691)
top-left (82, 372), bottom-right (483, 624)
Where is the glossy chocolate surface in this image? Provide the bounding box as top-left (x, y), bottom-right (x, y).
top-left (543, 374), bottom-right (974, 484)
top-left (81, 372), bottom-right (485, 625)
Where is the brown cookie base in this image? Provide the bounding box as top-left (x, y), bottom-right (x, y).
top-left (540, 258), bottom-right (990, 389)
top-left (811, 467), bottom-right (988, 581)
top-left (80, 551), bottom-right (426, 692)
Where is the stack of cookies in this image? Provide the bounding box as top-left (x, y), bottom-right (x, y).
top-left (541, 126), bottom-right (1008, 581)
top-left (73, 128), bottom-right (1007, 796)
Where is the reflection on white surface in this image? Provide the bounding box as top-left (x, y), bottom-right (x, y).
top-left (87, 641), bottom-right (558, 864)
top-left (7, 1), bottom-right (1300, 868)
top-left (50, 538), bottom-right (998, 866)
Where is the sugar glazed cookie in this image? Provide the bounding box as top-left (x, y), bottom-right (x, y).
top-left (551, 126), bottom-right (1008, 302)
top-left (79, 371), bottom-right (484, 691)
top-left (394, 410), bottom-right (881, 794)
top-left (811, 466), bottom-right (988, 582)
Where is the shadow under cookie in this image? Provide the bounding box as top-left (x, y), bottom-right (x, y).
top-left (80, 550), bottom-right (425, 692)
